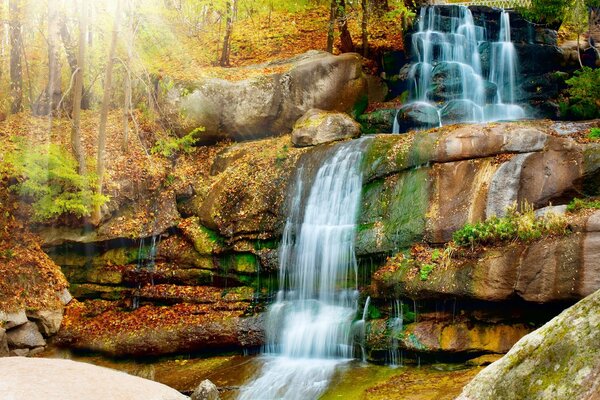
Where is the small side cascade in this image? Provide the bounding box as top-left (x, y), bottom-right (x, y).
top-left (396, 5), bottom-right (526, 131)
top-left (387, 299), bottom-right (404, 367)
top-left (354, 296), bottom-right (371, 363)
top-left (132, 234), bottom-right (160, 310)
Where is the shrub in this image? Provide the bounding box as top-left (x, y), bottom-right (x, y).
top-left (151, 128), bottom-right (202, 158)
top-left (5, 140), bottom-right (108, 222)
top-left (589, 128), bottom-right (600, 141)
top-left (452, 203), bottom-right (568, 248)
top-left (519, 0), bottom-right (570, 27)
top-left (561, 68), bottom-right (600, 120)
top-left (567, 197), bottom-right (600, 212)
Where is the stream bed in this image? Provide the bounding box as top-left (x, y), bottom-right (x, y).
top-left (42, 347), bottom-right (482, 399)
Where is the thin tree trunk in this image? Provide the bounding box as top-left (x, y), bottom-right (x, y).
top-left (9, 0), bottom-right (22, 114)
top-left (337, 0), bottom-right (354, 53)
top-left (577, 33), bottom-right (583, 68)
top-left (45, 0), bottom-right (62, 115)
top-left (71, 0), bottom-right (87, 175)
top-left (361, 0), bottom-right (368, 57)
top-left (326, 0), bottom-right (336, 53)
top-left (220, 0), bottom-right (236, 66)
top-left (123, 0), bottom-right (134, 152)
top-left (94, 0), bottom-right (122, 224)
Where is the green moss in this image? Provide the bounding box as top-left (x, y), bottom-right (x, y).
top-left (352, 94), bottom-right (369, 118)
top-left (221, 253), bottom-right (258, 274)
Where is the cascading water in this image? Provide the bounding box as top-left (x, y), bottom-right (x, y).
top-left (397, 5), bottom-right (525, 131)
top-left (238, 139), bottom-right (368, 400)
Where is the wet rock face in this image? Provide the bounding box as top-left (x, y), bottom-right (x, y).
top-left (456, 289), bottom-right (600, 400)
top-left (163, 51), bottom-right (367, 144)
top-left (291, 109), bottom-right (361, 147)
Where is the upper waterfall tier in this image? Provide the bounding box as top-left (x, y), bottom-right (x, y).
top-left (396, 5), bottom-right (526, 132)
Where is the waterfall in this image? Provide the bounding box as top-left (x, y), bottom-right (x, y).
top-left (239, 139), bottom-right (368, 400)
top-left (398, 6), bottom-right (525, 131)
top-left (388, 299), bottom-right (403, 368)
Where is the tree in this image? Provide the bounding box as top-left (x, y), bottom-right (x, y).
top-left (220, 0), bottom-right (237, 66)
top-left (568, 0), bottom-right (589, 67)
top-left (45, 0), bottom-right (62, 115)
top-left (71, 0), bottom-right (87, 175)
top-left (337, 0), bottom-right (354, 53)
top-left (326, 0), bottom-right (354, 54)
top-left (9, 0), bottom-right (23, 114)
top-left (94, 0), bottom-right (122, 224)
top-left (361, 0), bottom-right (368, 57)
top-left (122, 0), bottom-right (135, 151)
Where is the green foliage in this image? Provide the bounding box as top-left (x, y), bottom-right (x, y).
top-left (5, 140), bottom-right (109, 222)
top-left (519, 0), bottom-right (571, 26)
top-left (151, 129), bottom-right (202, 157)
top-left (452, 204), bottom-right (568, 248)
top-left (567, 197), bottom-right (600, 212)
top-left (561, 68), bottom-right (600, 119)
top-left (419, 263), bottom-right (435, 281)
top-left (589, 128), bottom-right (600, 141)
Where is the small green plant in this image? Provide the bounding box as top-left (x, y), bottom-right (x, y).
top-left (419, 263), bottom-right (435, 281)
top-left (5, 139), bottom-right (108, 222)
top-left (275, 144), bottom-right (289, 165)
top-left (567, 197), bottom-right (600, 212)
top-left (452, 203), bottom-right (568, 248)
top-left (151, 128), bottom-right (202, 158)
top-left (589, 128), bottom-right (600, 141)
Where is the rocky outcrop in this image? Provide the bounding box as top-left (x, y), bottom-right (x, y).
top-left (191, 380), bottom-right (220, 400)
top-left (291, 109), bottom-right (361, 147)
top-left (457, 289), bottom-right (600, 400)
top-left (0, 357), bottom-right (188, 400)
top-left (163, 51), bottom-right (367, 144)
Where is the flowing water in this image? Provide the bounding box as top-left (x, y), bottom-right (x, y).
top-left (238, 139), bottom-right (368, 400)
top-left (398, 5), bottom-right (525, 130)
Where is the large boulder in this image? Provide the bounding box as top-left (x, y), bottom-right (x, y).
top-left (0, 310), bottom-right (28, 330)
top-left (26, 309), bottom-right (63, 336)
top-left (456, 289), bottom-right (600, 400)
top-left (164, 51), bottom-right (367, 143)
top-left (0, 357), bottom-right (188, 400)
top-left (291, 109), bottom-right (361, 147)
top-left (6, 321), bottom-right (46, 349)
top-left (395, 102), bottom-right (440, 132)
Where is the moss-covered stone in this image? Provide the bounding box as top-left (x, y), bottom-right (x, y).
top-left (220, 254), bottom-right (259, 275)
top-left (457, 289), bottom-right (600, 400)
top-left (356, 168), bottom-right (430, 255)
top-left (178, 217), bottom-right (225, 255)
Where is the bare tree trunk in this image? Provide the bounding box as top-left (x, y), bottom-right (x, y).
top-left (361, 0), bottom-right (368, 57)
top-left (9, 0), bottom-right (22, 114)
top-left (71, 0), bottom-right (87, 175)
top-left (337, 0), bottom-right (354, 53)
top-left (327, 0), bottom-right (336, 53)
top-left (220, 0), bottom-right (236, 66)
top-left (44, 0), bottom-right (62, 115)
top-left (94, 0), bottom-right (122, 224)
top-left (123, 0), bottom-right (135, 151)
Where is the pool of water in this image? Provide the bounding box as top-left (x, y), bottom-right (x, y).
top-left (41, 348), bottom-right (482, 399)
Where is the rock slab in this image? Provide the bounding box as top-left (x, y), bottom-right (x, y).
top-left (456, 289), bottom-right (600, 400)
top-left (291, 109), bottom-right (361, 147)
top-left (0, 357), bottom-right (188, 400)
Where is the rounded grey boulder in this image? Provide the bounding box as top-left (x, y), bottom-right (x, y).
top-left (291, 109), bottom-right (361, 147)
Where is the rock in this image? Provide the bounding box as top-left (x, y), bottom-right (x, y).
top-left (28, 346), bottom-right (46, 357)
top-left (456, 289), bottom-right (600, 400)
top-left (465, 354), bottom-right (503, 367)
top-left (56, 303), bottom-right (265, 357)
top-left (9, 348), bottom-right (30, 357)
top-left (57, 288), bottom-right (73, 306)
top-left (395, 102), bottom-right (440, 132)
top-left (440, 100), bottom-right (482, 125)
top-left (26, 309), bottom-right (63, 336)
top-left (164, 51), bottom-right (367, 144)
top-left (357, 108), bottom-right (398, 134)
top-left (191, 379), bottom-right (220, 400)
top-left (291, 109), bottom-right (361, 147)
top-left (0, 328), bottom-right (8, 357)
top-left (374, 224), bottom-right (600, 303)
top-left (534, 205), bottom-right (567, 218)
top-left (6, 322), bottom-right (46, 348)
top-left (0, 310), bottom-right (28, 329)
top-left (0, 357), bottom-right (188, 400)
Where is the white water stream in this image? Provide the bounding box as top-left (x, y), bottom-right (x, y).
top-left (238, 139), bottom-right (367, 400)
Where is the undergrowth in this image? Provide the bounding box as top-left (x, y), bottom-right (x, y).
top-left (452, 203), bottom-right (568, 248)
top-left (567, 197), bottom-right (600, 212)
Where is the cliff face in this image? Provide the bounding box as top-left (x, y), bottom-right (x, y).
top-left (37, 118), bottom-right (599, 357)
